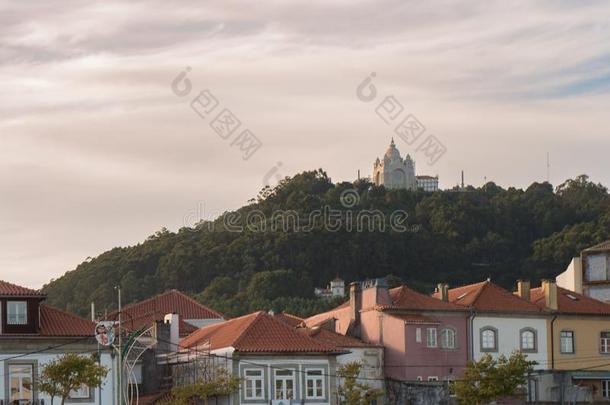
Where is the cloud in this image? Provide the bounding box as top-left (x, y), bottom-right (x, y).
top-left (1, 0), bottom-right (610, 287)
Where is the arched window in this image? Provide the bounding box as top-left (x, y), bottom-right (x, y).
top-left (480, 327), bottom-right (498, 352)
top-left (520, 328), bottom-right (537, 352)
top-left (440, 328), bottom-right (457, 349)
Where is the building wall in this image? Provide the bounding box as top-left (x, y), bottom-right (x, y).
top-left (364, 312), bottom-right (468, 382)
top-left (548, 316), bottom-right (610, 371)
top-left (556, 257), bottom-right (582, 294)
top-left (0, 341), bottom-right (114, 405)
top-left (230, 354), bottom-right (338, 405)
top-left (471, 315), bottom-right (548, 370)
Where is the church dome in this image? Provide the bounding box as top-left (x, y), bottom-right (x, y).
top-left (384, 138), bottom-right (401, 161)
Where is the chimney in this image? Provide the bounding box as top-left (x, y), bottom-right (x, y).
top-left (437, 283), bottom-right (449, 302)
top-left (516, 280), bottom-right (531, 302)
top-left (164, 313), bottom-right (180, 350)
top-left (541, 280), bottom-right (558, 310)
top-left (349, 282), bottom-right (361, 324)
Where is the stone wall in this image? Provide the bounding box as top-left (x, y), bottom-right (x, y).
top-left (385, 379), bottom-right (454, 405)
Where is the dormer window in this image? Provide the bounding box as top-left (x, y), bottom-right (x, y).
top-left (7, 301), bottom-right (27, 325)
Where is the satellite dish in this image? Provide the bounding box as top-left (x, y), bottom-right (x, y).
top-left (95, 321), bottom-right (116, 346)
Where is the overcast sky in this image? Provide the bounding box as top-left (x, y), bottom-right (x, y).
top-left (2, 0), bottom-right (610, 288)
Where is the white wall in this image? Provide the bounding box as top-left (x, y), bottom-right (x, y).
top-left (336, 347), bottom-right (384, 394)
top-left (0, 351), bottom-right (114, 405)
top-left (472, 316), bottom-right (548, 370)
top-left (556, 257), bottom-right (582, 294)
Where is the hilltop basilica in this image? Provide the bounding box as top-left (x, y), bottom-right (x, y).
top-left (373, 139), bottom-right (439, 191)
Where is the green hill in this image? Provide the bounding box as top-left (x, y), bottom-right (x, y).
top-left (42, 170), bottom-right (610, 318)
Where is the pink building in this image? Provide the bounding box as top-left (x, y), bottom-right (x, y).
top-left (306, 279), bottom-right (470, 382)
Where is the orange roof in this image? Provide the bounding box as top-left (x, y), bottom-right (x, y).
top-left (434, 280), bottom-right (543, 313)
top-left (273, 312), bottom-right (305, 327)
top-left (0, 280), bottom-right (45, 297)
top-left (39, 304), bottom-right (95, 337)
top-left (384, 285), bottom-right (467, 311)
top-left (182, 311), bottom-right (341, 353)
top-left (387, 313), bottom-right (441, 324)
top-left (299, 326), bottom-right (376, 348)
top-left (106, 290), bottom-right (222, 335)
top-left (530, 286), bottom-right (610, 315)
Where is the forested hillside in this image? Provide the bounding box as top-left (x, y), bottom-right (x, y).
top-left (42, 170), bottom-right (610, 318)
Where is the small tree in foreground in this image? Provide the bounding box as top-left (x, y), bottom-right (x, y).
top-left (337, 362), bottom-right (384, 405)
top-left (157, 368), bottom-right (240, 405)
top-left (38, 353), bottom-right (108, 405)
top-left (453, 352), bottom-right (535, 405)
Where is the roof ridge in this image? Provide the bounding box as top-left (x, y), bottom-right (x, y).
top-left (231, 311), bottom-right (266, 348)
top-left (0, 280), bottom-right (45, 296)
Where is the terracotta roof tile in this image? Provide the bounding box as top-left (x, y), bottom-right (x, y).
top-left (530, 286), bottom-right (610, 315)
top-left (273, 313), bottom-right (305, 328)
top-left (434, 281), bottom-right (543, 313)
top-left (106, 290), bottom-right (222, 335)
top-left (299, 327), bottom-right (376, 348)
top-left (385, 286), bottom-right (467, 311)
top-left (0, 280), bottom-right (45, 297)
top-left (39, 304), bottom-right (95, 337)
top-left (182, 311), bottom-right (341, 353)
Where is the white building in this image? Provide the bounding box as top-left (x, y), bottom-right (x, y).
top-left (435, 280), bottom-right (548, 369)
top-left (0, 280), bottom-right (114, 405)
top-left (373, 139), bottom-right (439, 191)
top-left (315, 278), bottom-right (345, 300)
top-left (416, 175), bottom-right (439, 192)
top-left (556, 241), bottom-right (610, 301)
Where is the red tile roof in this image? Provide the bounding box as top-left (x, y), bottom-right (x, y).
top-left (273, 312), bottom-right (305, 328)
top-left (106, 290), bottom-right (222, 336)
top-left (433, 280), bottom-right (543, 313)
top-left (272, 313), bottom-right (373, 348)
top-left (530, 286), bottom-right (610, 315)
top-left (384, 286), bottom-right (467, 312)
top-left (182, 311), bottom-right (342, 353)
top-left (299, 326), bottom-right (376, 348)
top-left (39, 304), bottom-right (95, 337)
top-left (0, 280), bottom-right (45, 297)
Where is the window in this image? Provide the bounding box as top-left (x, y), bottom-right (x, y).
top-left (520, 328), bottom-right (537, 352)
top-left (480, 327), bottom-right (497, 351)
top-left (440, 328), bottom-right (457, 349)
top-left (9, 364), bottom-right (33, 405)
top-left (426, 328), bottom-right (437, 348)
top-left (560, 331), bottom-right (575, 354)
top-left (274, 369), bottom-right (295, 400)
top-left (305, 369), bottom-right (324, 399)
top-left (69, 384), bottom-right (90, 399)
top-left (416, 376), bottom-right (423, 381)
top-left (7, 301), bottom-right (27, 325)
top-left (603, 380), bottom-right (610, 398)
top-left (428, 376), bottom-right (439, 382)
top-left (601, 332), bottom-right (610, 354)
top-left (415, 328), bottom-right (422, 343)
top-left (244, 369), bottom-right (264, 400)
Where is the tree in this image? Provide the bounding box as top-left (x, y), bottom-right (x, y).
top-left (157, 368), bottom-right (240, 405)
top-left (453, 352), bottom-right (535, 405)
top-left (337, 362), bottom-right (383, 405)
top-left (38, 353), bottom-right (108, 405)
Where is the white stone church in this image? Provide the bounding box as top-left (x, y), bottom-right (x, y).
top-left (373, 139), bottom-right (439, 191)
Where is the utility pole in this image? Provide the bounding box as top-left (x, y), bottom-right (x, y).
top-left (115, 286), bottom-right (122, 405)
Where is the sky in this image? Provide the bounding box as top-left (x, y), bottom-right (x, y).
top-left (1, 0), bottom-right (610, 288)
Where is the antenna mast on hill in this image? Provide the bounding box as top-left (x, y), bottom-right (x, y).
top-left (546, 152), bottom-right (551, 183)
